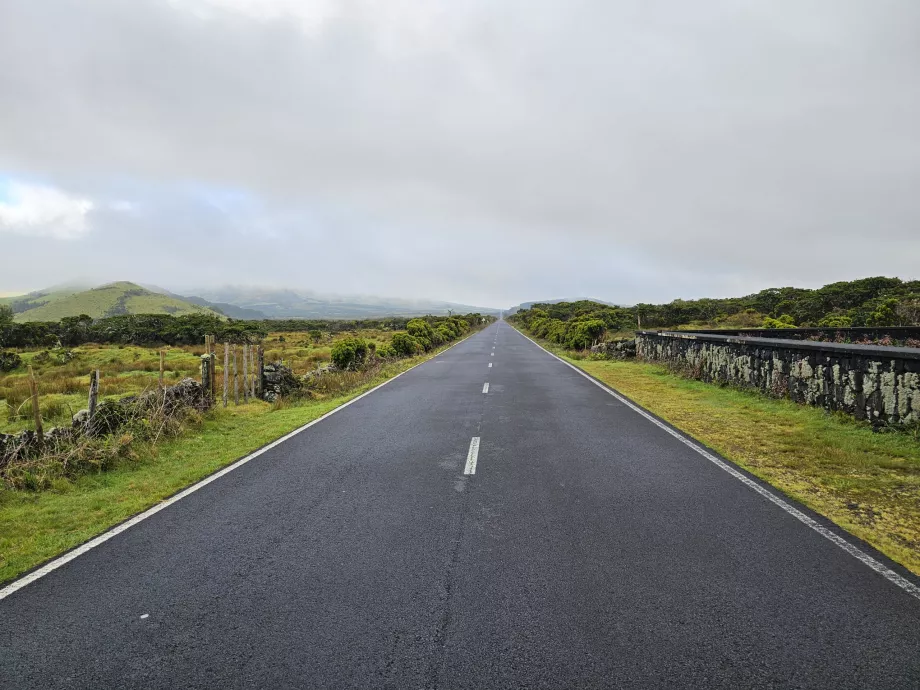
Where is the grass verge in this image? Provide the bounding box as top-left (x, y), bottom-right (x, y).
top-left (0, 342), bottom-right (463, 585)
top-left (523, 332), bottom-right (920, 576)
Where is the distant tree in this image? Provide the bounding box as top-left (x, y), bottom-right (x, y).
top-left (762, 315), bottom-right (797, 329)
top-left (817, 314), bottom-right (853, 328)
top-left (866, 298), bottom-right (901, 327)
top-left (895, 300), bottom-right (920, 326)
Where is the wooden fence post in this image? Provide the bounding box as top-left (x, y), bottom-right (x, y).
top-left (88, 369), bottom-right (99, 418)
top-left (223, 342), bottom-right (229, 408)
top-left (209, 351), bottom-right (216, 403)
top-left (87, 369), bottom-right (99, 437)
top-left (210, 336), bottom-right (217, 399)
top-left (257, 346), bottom-right (264, 399)
top-left (233, 346), bottom-right (239, 405)
top-left (250, 345), bottom-right (256, 398)
top-left (204, 336), bottom-right (211, 394)
top-left (242, 344), bottom-right (249, 403)
top-left (27, 366), bottom-right (43, 444)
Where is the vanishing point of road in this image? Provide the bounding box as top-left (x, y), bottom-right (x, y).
top-left (2, 321), bottom-right (919, 688)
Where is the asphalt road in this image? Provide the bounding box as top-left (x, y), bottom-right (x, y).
top-left (2, 321), bottom-right (919, 688)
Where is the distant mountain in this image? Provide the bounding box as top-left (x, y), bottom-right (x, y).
top-left (191, 286), bottom-right (499, 319)
top-left (1, 282), bottom-right (225, 322)
top-left (140, 284), bottom-right (268, 320)
top-left (0, 281), bottom-right (499, 322)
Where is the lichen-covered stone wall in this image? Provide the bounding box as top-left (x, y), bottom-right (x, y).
top-left (636, 332), bottom-right (920, 425)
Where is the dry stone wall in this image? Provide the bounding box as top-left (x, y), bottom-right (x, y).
top-left (636, 331), bottom-right (920, 425)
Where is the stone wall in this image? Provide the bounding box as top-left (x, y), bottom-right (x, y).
top-left (0, 377), bottom-right (210, 466)
top-left (636, 331), bottom-right (920, 425)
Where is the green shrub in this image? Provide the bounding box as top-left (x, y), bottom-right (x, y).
top-left (391, 332), bottom-right (422, 357)
top-left (448, 317), bottom-right (469, 335)
top-left (564, 319), bottom-right (606, 349)
top-left (0, 351), bottom-right (22, 372)
top-left (406, 319), bottom-right (433, 340)
top-left (331, 337), bottom-right (369, 370)
top-left (818, 314), bottom-right (853, 328)
top-left (377, 343), bottom-right (397, 359)
top-left (762, 315), bottom-right (796, 329)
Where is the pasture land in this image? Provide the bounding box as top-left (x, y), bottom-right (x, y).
top-left (0, 329), bottom-right (393, 435)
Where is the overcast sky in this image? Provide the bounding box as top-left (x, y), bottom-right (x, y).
top-left (1, 0), bottom-right (918, 308)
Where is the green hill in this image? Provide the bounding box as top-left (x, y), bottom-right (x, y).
top-left (2, 282), bottom-right (224, 322)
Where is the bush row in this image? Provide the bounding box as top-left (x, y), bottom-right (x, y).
top-left (330, 315), bottom-right (491, 370)
top-left (520, 313), bottom-right (607, 350)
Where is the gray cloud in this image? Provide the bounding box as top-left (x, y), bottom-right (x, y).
top-left (1, 0), bottom-right (918, 306)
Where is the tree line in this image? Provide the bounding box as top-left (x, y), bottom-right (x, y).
top-left (509, 276), bottom-right (920, 349)
top-left (0, 306), bottom-right (494, 350)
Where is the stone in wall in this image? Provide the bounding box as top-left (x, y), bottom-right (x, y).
top-left (590, 339), bottom-right (637, 359)
top-left (261, 362), bottom-right (302, 402)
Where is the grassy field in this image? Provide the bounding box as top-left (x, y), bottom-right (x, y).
top-left (0, 328), bottom-right (399, 435)
top-left (0, 335), bottom-right (468, 585)
top-left (558, 354), bottom-right (920, 575)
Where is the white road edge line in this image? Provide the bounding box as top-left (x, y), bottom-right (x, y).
top-left (464, 437), bottom-right (481, 475)
top-left (514, 328), bottom-right (920, 602)
top-left (482, 383), bottom-right (489, 394)
top-left (0, 329), bottom-right (488, 602)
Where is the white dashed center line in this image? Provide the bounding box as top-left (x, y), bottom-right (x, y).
top-left (464, 437), bottom-right (481, 475)
top-left (482, 382), bottom-right (489, 394)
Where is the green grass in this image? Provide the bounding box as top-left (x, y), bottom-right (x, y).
top-left (0, 337), bottom-right (470, 585)
top-left (569, 357), bottom-right (920, 575)
top-left (0, 330), bottom-right (393, 434)
top-left (0, 344), bottom-right (204, 434)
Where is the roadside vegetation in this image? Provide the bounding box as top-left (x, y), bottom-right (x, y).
top-left (0, 310), bottom-right (492, 583)
top-left (509, 322), bottom-right (920, 576)
top-left (510, 276), bottom-right (920, 336)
